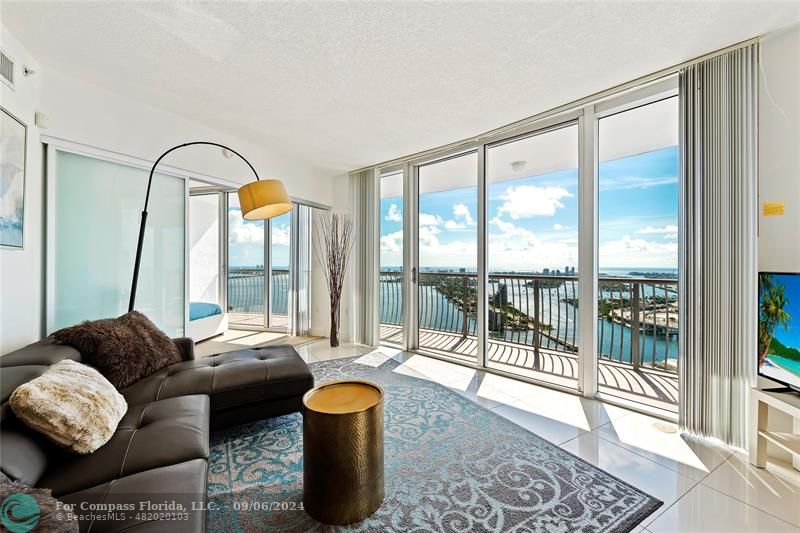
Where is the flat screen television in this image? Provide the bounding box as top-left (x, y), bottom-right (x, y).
top-left (758, 272), bottom-right (800, 392)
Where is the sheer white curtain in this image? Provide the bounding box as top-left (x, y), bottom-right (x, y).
top-left (679, 43), bottom-right (758, 448)
top-left (349, 169), bottom-right (380, 346)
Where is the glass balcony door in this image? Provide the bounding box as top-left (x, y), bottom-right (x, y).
top-left (596, 95), bottom-right (680, 413)
top-left (226, 192), bottom-right (291, 331)
top-left (415, 151), bottom-right (479, 363)
top-left (375, 81), bottom-right (680, 416)
top-left (379, 170), bottom-right (404, 346)
top-left (485, 123), bottom-right (580, 389)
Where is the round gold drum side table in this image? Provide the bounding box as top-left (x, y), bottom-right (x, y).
top-left (302, 380), bottom-right (384, 525)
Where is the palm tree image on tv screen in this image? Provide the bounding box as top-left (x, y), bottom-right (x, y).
top-left (758, 273), bottom-right (800, 389)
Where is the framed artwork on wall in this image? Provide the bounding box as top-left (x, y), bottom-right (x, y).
top-left (0, 105), bottom-right (26, 249)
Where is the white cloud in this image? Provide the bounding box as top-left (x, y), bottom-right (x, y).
top-left (553, 223), bottom-right (569, 231)
top-left (484, 217), bottom-right (579, 271)
top-left (490, 217), bottom-right (541, 249)
top-left (271, 225), bottom-right (290, 247)
top-left (636, 224), bottom-right (678, 235)
top-left (228, 212), bottom-right (264, 245)
top-left (419, 212), bottom-right (443, 227)
top-left (385, 203), bottom-right (402, 222)
top-left (453, 203), bottom-right (475, 225)
top-left (599, 235), bottom-right (677, 268)
top-left (380, 230), bottom-right (403, 253)
top-left (442, 203), bottom-right (476, 230)
top-left (497, 185), bottom-right (572, 219)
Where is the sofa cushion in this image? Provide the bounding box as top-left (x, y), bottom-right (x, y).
top-left (38, 395), bottom-right (210, 497)
top-left (0, 337), bottom-right (82, 370)
top-left (59, 458), bottom-right (208, 533)
top-left (0, 416), bottom-right (59, 487)
top-left (10, 360), bottom-right (127, 454)
top-left (120, 345), bottom-right (314, 412)
top-left (52, 311), bottom-right (182, 389)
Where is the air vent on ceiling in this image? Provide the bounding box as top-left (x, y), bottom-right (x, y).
top-left (0, 49), bottom-right (14, 90)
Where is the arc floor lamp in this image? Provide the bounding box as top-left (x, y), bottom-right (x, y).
top-left (128, 141), bottom-right (291, 312)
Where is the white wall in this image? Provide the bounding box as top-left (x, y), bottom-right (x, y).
top-left (0, 26), bottom-right (43, 355)
top-left (189, 194), bottom-right (220, 304)
top-left (758, 26), bottom-right (800, 461)
top-left (0, 24), bottom-right (334, 353)
top-left (310, 173), bottom-right (353, 342)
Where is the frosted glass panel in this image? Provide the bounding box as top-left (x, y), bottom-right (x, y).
top-left (54, 151), bottom-right (185, 336)
top-left (189, 194), bottom-right (220, 304)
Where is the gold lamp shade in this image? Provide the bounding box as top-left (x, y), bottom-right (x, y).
top-left (237, 179), bottom-right (292, 220)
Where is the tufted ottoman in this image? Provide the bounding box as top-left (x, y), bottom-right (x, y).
top-left (121, 344), bottom-right (315, 428)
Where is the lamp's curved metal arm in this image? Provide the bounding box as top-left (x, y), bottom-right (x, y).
top-left (129, 141), bottom-right (260, 312)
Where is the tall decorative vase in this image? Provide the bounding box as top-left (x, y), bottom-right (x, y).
top-left (313, 213), bottom-right (355, 348)
top-left (329, 301), bottom-right (341, 348)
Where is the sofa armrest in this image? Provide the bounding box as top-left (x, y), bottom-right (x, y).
top-left (172, 337), bottom-right (196, 361)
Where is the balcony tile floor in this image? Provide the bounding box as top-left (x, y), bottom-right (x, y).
top-left (297, 339), bottom-right (800, 533)
top-left (381, 324), bottom-right (679, 413)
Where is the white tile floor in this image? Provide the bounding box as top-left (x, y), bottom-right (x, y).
top-left (296, 340), bottom-right (800, 533)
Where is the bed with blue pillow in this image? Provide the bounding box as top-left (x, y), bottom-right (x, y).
top-left (188, 301), bottom-right (228, 341)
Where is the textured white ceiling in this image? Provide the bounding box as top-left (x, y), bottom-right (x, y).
top-left (2, 1), bottom-right (798, 175)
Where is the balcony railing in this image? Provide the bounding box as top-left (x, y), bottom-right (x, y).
top-left (227, 268), bottom-right (289, 316)
top-left (379, 270), bottom-right (678, 373)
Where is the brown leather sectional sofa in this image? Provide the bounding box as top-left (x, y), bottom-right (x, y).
top-left (0, 336), bottom-right (314, 532)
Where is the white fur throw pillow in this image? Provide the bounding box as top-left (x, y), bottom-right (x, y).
top-left (9, 359), bottom-right (127, 454)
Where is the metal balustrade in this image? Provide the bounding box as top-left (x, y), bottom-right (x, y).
top-left (227, 268), bottom-right (289, 317)
top-left (227, 267), bottom-right (678, 374)
top-left (378, 270), bottom-right (678, 373)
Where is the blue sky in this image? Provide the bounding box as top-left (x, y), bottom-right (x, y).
top-left (767, 274), bottom-right (800, 350)
top-left (380, 146), bottom-right (679, 272)
top-left (228, 209), bottom-right (290, 269)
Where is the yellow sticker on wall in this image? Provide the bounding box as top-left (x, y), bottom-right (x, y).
top-left (763, 202), bottom-right (785, 217)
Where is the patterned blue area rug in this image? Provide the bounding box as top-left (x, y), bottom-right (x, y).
top-left (207, 353), bottom-right (662, 532)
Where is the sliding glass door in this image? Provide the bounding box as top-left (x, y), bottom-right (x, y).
top-left (416, 151), bottom-right (479, 363)
top-left (226, 192), bottom-right (292, 332)
top-left (379, 170), bottom-right (404, 345)
top-left (375, 80), bottom-right (680, 414)
top-left (50, 149), bottom-right (186, 337)
top-left (596, 95), bottom-right (680, 412)
top-left (269, 211), bottom-right (291, 329)
top-left (485, 123), bottom-right (580, 389)
top-left (227, 192), bottom-right (266, 327)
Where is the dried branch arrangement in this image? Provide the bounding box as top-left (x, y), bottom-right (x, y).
top-left (313, 213), bottom-right (356, 347)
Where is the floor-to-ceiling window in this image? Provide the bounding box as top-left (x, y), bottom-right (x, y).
top-left (596, 95), bottom-right (679, 412)
top-left (379, 170), bottom-right (404, 345)
top-left (227, 192), bottom-right (266, 327)
top-left (270, 211), bottom-right (291, 329)
top-left (226, 192), bottom-right (293, 332)
top-left (375, 79), bottom-right (680, 414)
top-left (416, 152), bottom-right (479, 362)
top-left (486, 123), bottom-right (580, 389)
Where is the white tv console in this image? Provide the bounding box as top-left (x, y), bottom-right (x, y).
top-left (750, 387), bottom-right (800, 471)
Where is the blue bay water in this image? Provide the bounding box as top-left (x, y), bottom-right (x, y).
top-left (380, 277), bottom-right (678, 365)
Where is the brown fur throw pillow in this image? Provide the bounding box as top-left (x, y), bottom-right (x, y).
top-left (0, 477), bottom-right (79, 532)
top-left (53, 311), bottom-right (181, 389)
